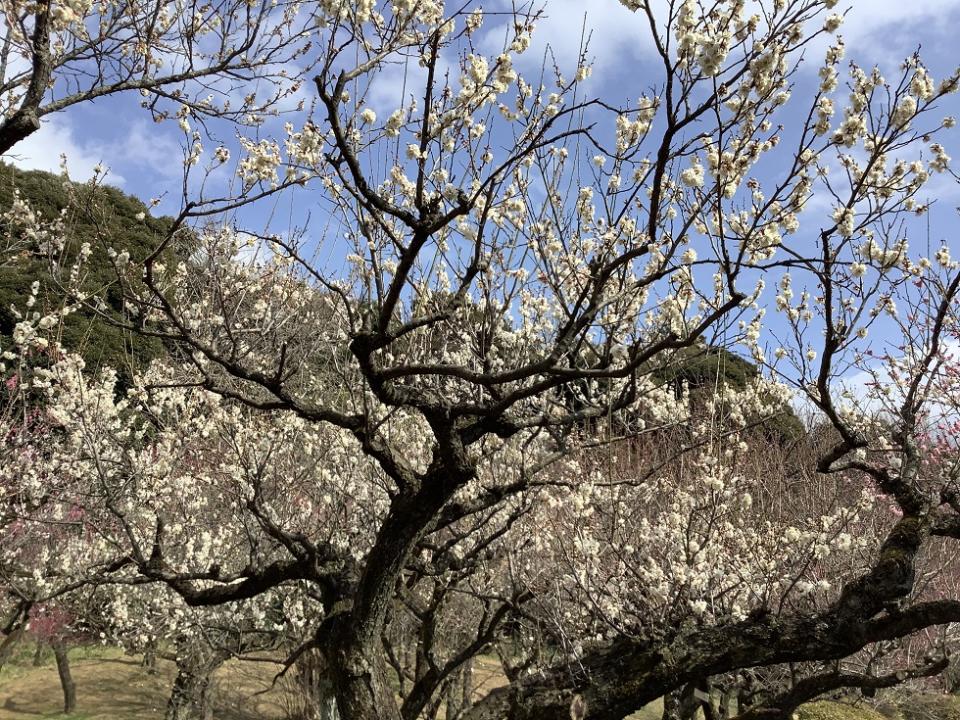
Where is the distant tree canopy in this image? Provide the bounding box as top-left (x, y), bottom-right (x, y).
top-left (0, 164), bottom-right (176, 384)
top-left (665, 345), bottom-right (806, 444)
top-left (563, 341), bottom-right (805, 444)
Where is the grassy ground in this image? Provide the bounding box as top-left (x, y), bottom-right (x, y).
top-left (1, 643), bottom-right (954, 720)
top-left (794, 701), bottom-right (888, 720)
top-left (0, 646), bottom-right (662, 720)
top-left (0, 643), bottom-right (287, 720)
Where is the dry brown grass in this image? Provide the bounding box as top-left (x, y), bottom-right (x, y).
top-left (0, 647), bottom-right (287, 720)
top-left (0, 647), bottom-right (915, 720)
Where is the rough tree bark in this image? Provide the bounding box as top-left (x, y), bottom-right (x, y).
top-left (0, 602), bottom-right (30, 675)
top-left (0, 0), bottom-right (53, 155)
top-left (164, 641), bottom-right (227, 720)
top-left (0, 625), bottom-right (24, 675)
top-left (444, 661), bottom-right (474, 720)
top-left (325, 631), bottom-right (402, 720)
top-left (141, 641), bottom-right (158, 674)
top-left (294, 649), bottom-right (340, 720)
top-left (662, 685), bottom-right (698, 720)
top-left (317, 676), bottom-right (340, 720)
top-left (321, 471), bottom-right (474, 720)
top-left (51, 638), bottom-right (76, 715)
top-left (32, 640), bottom-right (44, 666)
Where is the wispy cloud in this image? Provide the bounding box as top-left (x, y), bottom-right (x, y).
top-left (800, 1), bottom-right (960, 72)
top-left (840, 0), bottom-right (960, 44)
top-left (105, 121), bottom-right (185, 183)
top-left (482, 0), bottom-right (657, 85)
top-left (5, 116), bottom-right (125, 185)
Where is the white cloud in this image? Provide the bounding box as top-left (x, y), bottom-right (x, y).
top-left (3, 116), bottom-right (125, 185)
top-left (801, 1), bottom-right (960, 71)
top-left (509, 0), bottom-right (960, 83)
top-left (833, 337), bottom-right (960, 424)
top-left (105, 120), bottom-right (183, 181)
top-left (840, 0), bottom-right (960, 41)
top-left (483, 0), bottom-right (656, 84)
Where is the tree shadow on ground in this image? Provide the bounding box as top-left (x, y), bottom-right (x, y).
top-left (0, 653), bottom-right (286, 720)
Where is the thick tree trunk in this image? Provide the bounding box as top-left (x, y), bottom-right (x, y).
top-left (662, 685), bottom-right (699, 720)
top-left (166, 668), bottom-right (213, 720)
top-left (698, 680), bottom-right (720, 720)
top-left (445, 682), bottom-right (463, 720)
top-left (0, 624), bottom-right (24, 674)
top-left (719, 688), bottom-right (735, 719)
top-left (445, 660), bottom-right (474, 720)
top-left (662, 690), bottom-right (681, 720)
top-left (164, 641), bottom-right (226, 720)
top-left (326, 637), bottom-right (403, 720)
top-left (142, 641), bottom-right (158, 674)
top-left (52, 638), bottom-right (76, 715)
top-left (317, 677), bottom-right (339, 720)
top-left (32, 640), bottom-right (45, 666)
top-left (293, 649), bottom-right (339, 720)
top-left (321, 481), bottom-right (475, 720)
top-left (332, 661), bottom-right (399, 720)
top-left (462, 659), bottom-right (474, 712)
top-left (946, 659), bottom-right (960, 694)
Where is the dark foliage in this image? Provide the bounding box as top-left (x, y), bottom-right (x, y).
top-left (0, 163), bottom-right (177, 385)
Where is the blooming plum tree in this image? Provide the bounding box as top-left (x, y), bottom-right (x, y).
top-left (0, 0), bottom-right (318, 153)
top-left (7, 1), bottom-right (960, 720)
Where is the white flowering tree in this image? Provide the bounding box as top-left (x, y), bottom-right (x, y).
top-left (8, 1), bottom-right (960, 719)
top-left (0, 340), bottom-right (330, 716)
top-left (0, 0), bottom-right (319, 154)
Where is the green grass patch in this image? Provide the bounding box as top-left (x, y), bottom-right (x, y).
top-left (796, 701), bottom-right (892, 720)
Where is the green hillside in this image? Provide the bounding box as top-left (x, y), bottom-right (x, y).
top-left (0, 164), bottom-right (177, 384)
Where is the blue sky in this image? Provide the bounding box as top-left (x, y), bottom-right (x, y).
top-left (7, 0), bottom-right (960, 225)
top-left (4, 0), bottom-right (960, 406)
